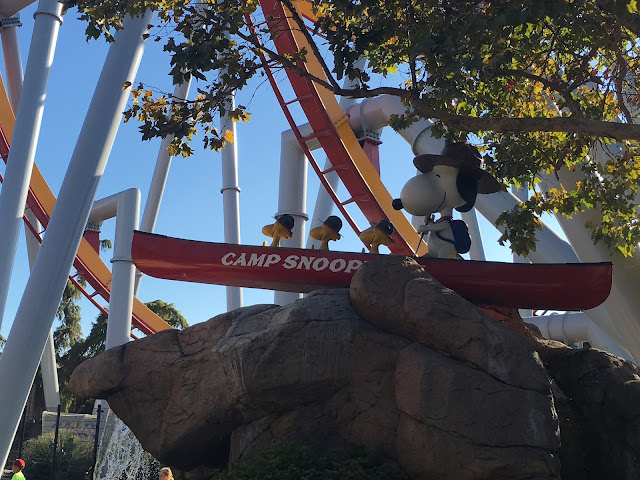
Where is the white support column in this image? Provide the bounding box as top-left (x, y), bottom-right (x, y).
top-left (0, 0), bottom-right (62, 330)
top-left (461, 210), bottom-right (485, 261)
top-left (134, 80), bottom-right (191, 295)
top-left (0, 14), bottom-right (23, 111)
top-left (274, 130), bottom-right (308, 305)
top-left (474, 191), bottom-right (578, 264)
top-left (0, 11), bottom-right (155, 468)
top-left (87, 189), bottom-right (141, 350)
top-left (1, 7), bottom-right (60, 411)
top-left (220, 92), bottom-right (242, 311)
top-left (23, 211), bottom-right (60, 410)
top-left (40, 333), bottom-right (59, 410)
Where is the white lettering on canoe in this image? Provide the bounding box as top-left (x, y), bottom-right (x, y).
top-left (264, 254), bottom-right (281, 267)
top-left (345, 259), bottom-right (363, 273)
top-left (313, 257), bottom-right (329, 271)
top-left (221, 252), bottom-right (236, 265)
top-left (329, 259), bottom-right (346, 272)
top-left (283, 255), bottom-right (298, 269)
top-left (297, 256), bottom-right (314, 270)
top-left (233, 253), bottom-right (247, 266)
top-left (220, 251), bottom-right (365, 274)
top-left (248, 253), bottom-right (266, 267)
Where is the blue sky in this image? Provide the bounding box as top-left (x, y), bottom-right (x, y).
top-left (0, 3), bottom-right (515, 339)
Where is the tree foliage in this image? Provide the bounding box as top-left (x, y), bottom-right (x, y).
top-left (213, 439), bottom-right (409, 480)
top-left (54, 279), bottom-right (85, 355)
top-left (65, 0), bottom-right (640, 255)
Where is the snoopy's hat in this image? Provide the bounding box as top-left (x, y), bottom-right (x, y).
top-left (413, 143), bottom-right (500, 194)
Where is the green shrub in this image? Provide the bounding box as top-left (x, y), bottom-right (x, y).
top-left (24, 430), bottom-right (94, 479)
top-left (212, 440), bottom-right (409, 480)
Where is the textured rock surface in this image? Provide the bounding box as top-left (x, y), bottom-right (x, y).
top-left (70, 256), bottom-right (640, 480)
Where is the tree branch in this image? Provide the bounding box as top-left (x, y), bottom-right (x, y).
top-left (494, 68), bottom-right (584, 116)
top-left (409, 100), bottom-right (640, 140)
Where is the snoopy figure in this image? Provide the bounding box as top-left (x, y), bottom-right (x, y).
top-left (392, 143), bottom-right (500, 259)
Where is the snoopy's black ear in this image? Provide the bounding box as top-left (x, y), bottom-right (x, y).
top-left (455, 171), bottom-right (477, 212)
top-left (392, 198), bottom-right (404, 210)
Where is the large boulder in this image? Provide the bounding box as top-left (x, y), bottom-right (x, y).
top-left (70, 257), bottom-right (640, 479)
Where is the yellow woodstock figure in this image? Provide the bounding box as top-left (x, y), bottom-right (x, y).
top-left (262, 214), bottom-right (295, 247)
top-left (359, 220), bottom-right (395, 254)
top-left (309, 216), bottom-right (342, 251)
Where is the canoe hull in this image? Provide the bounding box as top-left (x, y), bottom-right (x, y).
top-left (131, 231), bottom-right (612, 311)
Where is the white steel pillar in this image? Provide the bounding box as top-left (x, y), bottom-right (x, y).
top-left (23, 213), bottom-right (60, 410)
top-left (0, 0), bottom-right (62, 330)
top-left (274, 130), bottom-right (308, 305)
top-left (474, 191), bottom-right (578, 264)
top-left (461, 210), bottom-right (486, 261)
top-left (134, 80), bottom-right (191, 295)
top-left (88, 189), bottom-right (141, 350)
top-left (0, 14), bottom-right (23, 110)
top-left (1, 8), bottom-right (61, 411)
top-left (0, 11), bottom-right (155, 468)
top-left (1, 5), bottom-right (60, 412)
top-left (220, 92), bottom-right (243, 311)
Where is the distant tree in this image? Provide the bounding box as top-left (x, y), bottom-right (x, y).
top-left (66, 0), bottom-right (640, 256)
top-left (54, 240), bottom-right (111, 355)
top-left (54, 279), bottom-right (85, 356)
top-left (144, 299), bottom-right (189, 329)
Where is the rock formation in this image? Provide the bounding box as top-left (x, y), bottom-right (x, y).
top-left (70, 256), bottom-right (640, 479)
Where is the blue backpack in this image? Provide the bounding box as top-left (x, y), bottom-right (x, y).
top-left (436, 219), bottom-right (471, 254)
top-left (450, 219), bottom-right (471, 254)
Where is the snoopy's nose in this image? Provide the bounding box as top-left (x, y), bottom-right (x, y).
top-left (392, 198), bottom-right (403, 210)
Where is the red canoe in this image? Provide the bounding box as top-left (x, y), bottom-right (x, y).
top-left (131, 231), bottom-right (612, 311)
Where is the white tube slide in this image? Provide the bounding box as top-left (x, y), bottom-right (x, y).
top-left (524, 312), bottom-right (633, 362)
top-left (538, 168), bottom-right (640, 362)
top-left (345, 95), bottom-right (444, 155)
top-left (474, 191), bottom-right (578, 264)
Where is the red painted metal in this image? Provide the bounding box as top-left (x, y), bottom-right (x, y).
top-left (245, 14), bottom-right (367, 244)
top-left (254, 0), bottom-right (416, 254)
top-left (131, 231), bottom-right (613, 311)
top-left (360, 138), bottom-right (382, 175)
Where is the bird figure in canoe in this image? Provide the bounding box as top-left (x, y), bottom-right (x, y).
top-left (262, 214), bottom-right (295, 247)
top-left (310, 216), bottom-right (343, 251)
top-left (360, 220), bottom-right (395, 254)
